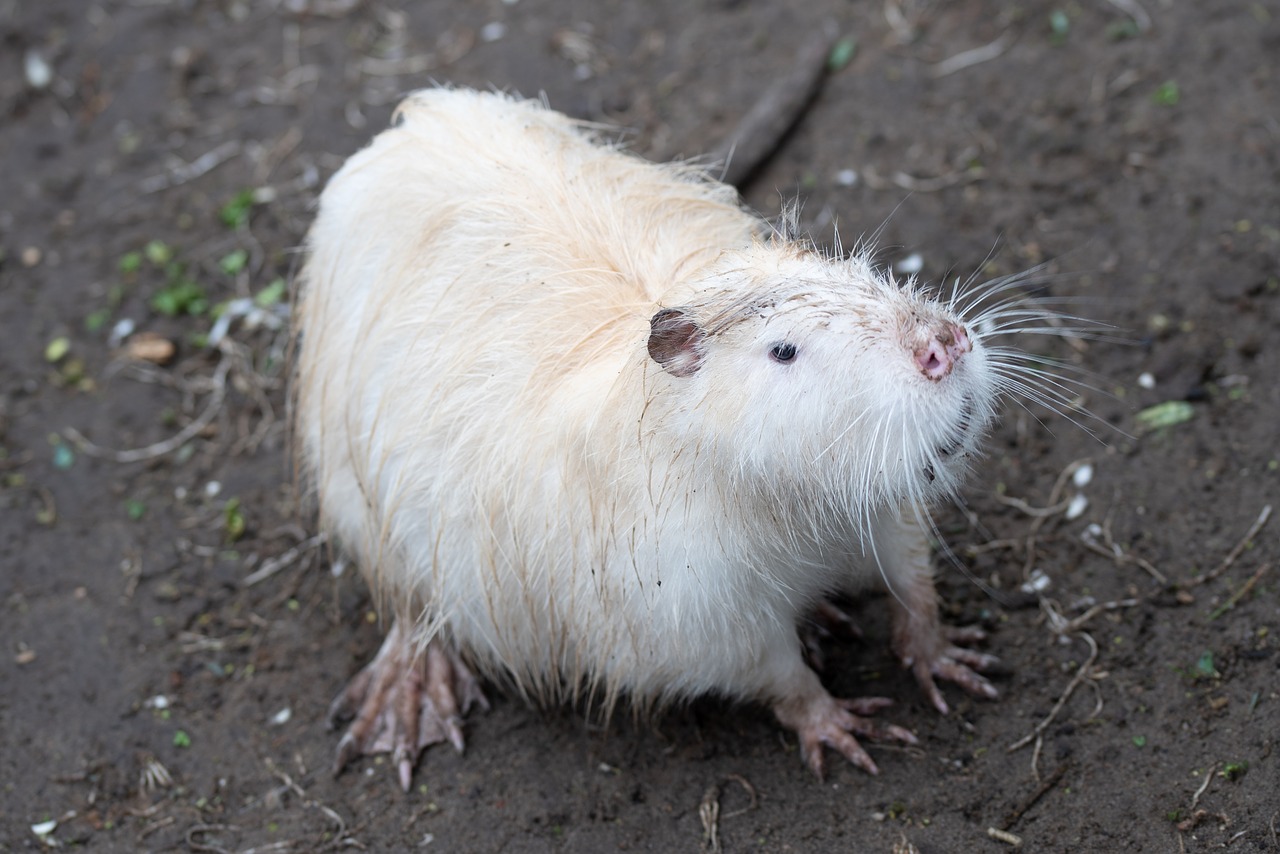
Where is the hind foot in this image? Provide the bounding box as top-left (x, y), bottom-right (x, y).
top-left (328, 621), bottom-right (488, 791)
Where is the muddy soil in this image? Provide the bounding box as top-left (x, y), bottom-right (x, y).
top-left (3, 1), bottom-right (1278, 851)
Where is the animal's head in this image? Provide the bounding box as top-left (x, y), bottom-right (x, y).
top-left (645, 241), bottom-right (998, 514)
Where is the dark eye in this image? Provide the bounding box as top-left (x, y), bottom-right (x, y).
top-left (769, 342), bottom-right (797, 363)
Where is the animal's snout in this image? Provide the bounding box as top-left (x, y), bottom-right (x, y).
top-left (914, 323), bottom-right (970, 381)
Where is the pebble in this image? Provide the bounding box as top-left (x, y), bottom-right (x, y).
top-left (895, 253), bottom-right (923, 275)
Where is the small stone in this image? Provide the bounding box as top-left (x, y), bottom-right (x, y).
top-left (21, 246), bottom-right (42, 267)
top-left (25, 50), bottom-right (53, 89)
top-left (895, 253), bottom-right (923, 275)
top-left (125, 332), bottom-right (177, 365)
top-left (1065, 492), bottom-right (1088, 520)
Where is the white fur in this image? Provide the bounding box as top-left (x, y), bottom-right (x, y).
top-left (295, 89), bottom-right (999, 714)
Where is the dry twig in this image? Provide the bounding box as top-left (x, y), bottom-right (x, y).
top-left (713, 31), bottom-right (836, 189)
top-left (1080, 508), bottom-right (1166, 583)
top-left (66, 358), bottom-right (232, 463)
top-left (1207, 563), bottom-right (1270, 621)
top-left (699, 775), bottom-right (758, 853)
top-left (243, 533), bottom-right (329, 587)
top-left (931, 33), bottom-right (1013, 78)
top-left (1186, 504), bottom-right (1271, 588)
top-left (1001, 763), bottom-right (1069, 830)
top-left (1008, 631), bottom-right (1099, 754)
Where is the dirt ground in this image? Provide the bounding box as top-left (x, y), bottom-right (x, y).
top-left (3, 0), bottom-right (1278, 851)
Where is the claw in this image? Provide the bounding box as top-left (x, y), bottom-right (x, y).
top-left (900, 629), bottom-right (1000, 715)
top-left (775, 691), bottom-right (916, 780)
top-left (328, 622), bottom-right (488, 790)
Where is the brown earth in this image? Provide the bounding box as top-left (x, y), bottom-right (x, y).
top-left (2, 0), bottom-right (1278, 851)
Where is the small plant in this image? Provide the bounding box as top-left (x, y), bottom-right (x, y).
top-left (224, 497), bottom-right (246, 542)
top-left (150, 279), bottom-right (208, 317)
top-left (1152, 80), bottom-right (1180, 106)
top-left (220, 189), bottom-right (256, 229)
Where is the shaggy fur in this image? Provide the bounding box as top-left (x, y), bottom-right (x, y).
top-left (295, 88), bottom-right (1005, 724)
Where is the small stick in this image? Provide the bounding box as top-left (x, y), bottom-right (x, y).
top-left (1008, 632), bottom-right (1098, 752)
top-left (139, 140), bottom-right (241, 194)
top-left (986, 827), bottom-right (1023, 846)
top-left (1080, 513), bottom-right (1166, 583)
top-left (1057, 598), bottom-right (1141, 634)
top-left (699, 784), bottom-right (721, 854)
top-left (860, 165), bottom-right (985, 193)
top-left (1207, 563), bottom-right (1270, 621)
top-left (65, 358), bottom-right (231, 463)
top-left (1001, 763), bottom-right (1069, 830)
top-left (931, 33), bottom-right (1012, 78)
top-left (1189, 763), bottom-right (1217, 810)
top-left (993, 494), bottom-right (1073, 518)
top-left (1187, 504), bottom-right (1271, 588)
top-left (698, 774), bottom-right (759, 852)
top-left (243, 533), bottom-right (329, 587)
top-left (713, 31), bottom-right (836, 190)
top-left (184, 824), bottom-right (236, 854)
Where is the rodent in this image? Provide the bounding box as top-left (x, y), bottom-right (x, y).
top-left (295, 87), bottom-right (1003, 790)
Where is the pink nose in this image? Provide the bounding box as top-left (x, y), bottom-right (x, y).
top-left (915, 323), bottom-right (970, 381)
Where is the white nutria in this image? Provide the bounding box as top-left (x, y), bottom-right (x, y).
top-left (296, 87), bottom-right (1022, 790)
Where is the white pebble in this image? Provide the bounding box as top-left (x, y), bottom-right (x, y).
top-left (1020, 569), bottom-right (1051, 594)
top-left (1137, 372), bottom-right (1155, 389)
top-left (108, 317), bottom-right (136, 347)
top-left (25, 50), bottom-right (53, 89)
top-left (1065, 492), bottom-right (1089, 520)
top-left (480, 22), bottom-right (506, 42)
top-left (895, 253), bottom-right (923, 275)
top-left (204, 480), bottom-right (222, 498)
top-left (145, 694), bottom-right (171, 710)
top-left (31, 819), bottom-right (58, 839)
top-left (270, 707), bottom-right (292, 726)
top-left (835, 168), bottom-right (858, 187)
top-left (1072, 463), bottom-right (1094, 488)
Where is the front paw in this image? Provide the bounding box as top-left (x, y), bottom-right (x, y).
top-left (773, 693), bottom-right (918, 780)
top-left (898, 625), bottom-right (999, 715)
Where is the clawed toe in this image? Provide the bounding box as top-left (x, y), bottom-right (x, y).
top-left (328, 622), bottom-right (487, 790)
top-left (898, 621), bottom-right (1002, 714)
top-left (776, 692), bottom-right (917, 780)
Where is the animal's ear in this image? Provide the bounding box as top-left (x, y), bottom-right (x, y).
top-left (648, 308), bottom-right (705, 377)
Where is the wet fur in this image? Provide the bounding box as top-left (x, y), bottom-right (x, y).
top-left (295, 89), bottom-right (1010, 719)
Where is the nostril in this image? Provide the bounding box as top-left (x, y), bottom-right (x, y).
top-left (915, 340), bottom-right (952, 380)
top-left (914, 322), bottom-right (969, 381)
